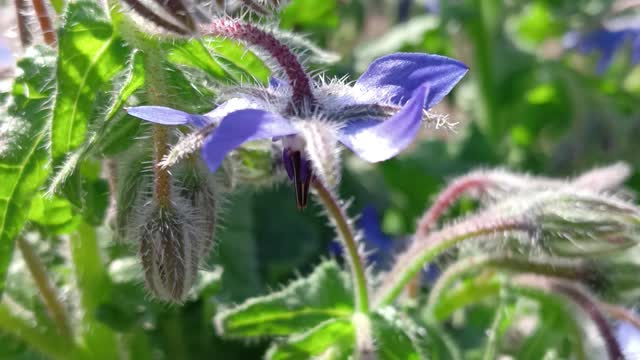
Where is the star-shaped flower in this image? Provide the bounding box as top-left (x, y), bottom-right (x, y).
top-left (127, 52), bottom-right (468, 208)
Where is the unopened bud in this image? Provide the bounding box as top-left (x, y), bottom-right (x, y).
top-left (139, 206), bottom-right (200, 302)
top-left (130, 159), bottom-right (218, 303)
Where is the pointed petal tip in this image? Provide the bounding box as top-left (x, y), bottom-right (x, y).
top-left (356, 52), bottom-right (467, 109)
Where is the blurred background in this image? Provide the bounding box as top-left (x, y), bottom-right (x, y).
top-left (1, 0), bottom-right (640, 358)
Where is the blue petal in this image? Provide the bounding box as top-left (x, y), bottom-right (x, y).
top-left (269, 77), bottom-right (288, 89)
top-left (564, 29), bottom-right (629, 74)
top-left (126, 106), bottom-right (210, 127)
top-left (355, 53), bottom-right (467, 108)
top-left (201, 109), bottom-right (298, 173)
top-left (632, 32), bottom-right (640, 65)
top-left (616, 320), bottom-right (640, 358)
top-left (359, 205), bottom-right (393, 253)
top-left (337, 86), bottom-right (428, 162)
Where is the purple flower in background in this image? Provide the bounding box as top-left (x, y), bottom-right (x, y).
top-left (616, 319), bottom-right (640, 358)
top-left (564, 25), bottom-right (640, 74)
top-left (128, 53), bottom-right (467, 208)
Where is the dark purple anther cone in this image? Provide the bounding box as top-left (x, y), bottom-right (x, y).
top-left (282, 149), bottom-right (314, 210)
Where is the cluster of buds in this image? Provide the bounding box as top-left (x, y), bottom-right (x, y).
top-left (117, 147), bottom-right (219, 302)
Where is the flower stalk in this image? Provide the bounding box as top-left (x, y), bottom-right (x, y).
top-left (17, 237), bottom-right (72, 338)
top-left (312, 180), bottom-right (369, 314)
top-left (514, 276), bottom-right (625, 360)
top-left (14, 0), bottom-right (32, 47)
top-left (375, 216), bottom-right (533, 307)
top-left (201, 18), bottom-right (314, 108)
top-left (425, 254), bottom-right (589, 316)
top-left (32, 0), bottom-right (57, 46)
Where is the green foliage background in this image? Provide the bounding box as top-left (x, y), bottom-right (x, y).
top-left (1, 0), bottom-right (640, 359)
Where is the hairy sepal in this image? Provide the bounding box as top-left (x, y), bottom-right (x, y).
top-left (297, 120), bottom-right (342, 189)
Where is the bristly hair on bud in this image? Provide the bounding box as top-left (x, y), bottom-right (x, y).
top-left (138, 205), bottom-right (200, 302)
top-left (416, 162), bottom-right (632, 236)
top-left (126, 157), bottom-right (220, 303)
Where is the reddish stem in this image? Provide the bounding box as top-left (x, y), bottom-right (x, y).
top-left (32, 0), bottom-right (56, 46)
top-left (14, 0), bottom-right (32, 47)
top-left (416, 174), bottom-right (490, 237)
top-left (201, 18), bottom-right (314, 109)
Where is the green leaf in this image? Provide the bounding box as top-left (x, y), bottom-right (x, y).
top-left (280, 0), bottom-right (339, 30)
top-left (214, 260), bottom-right (353, 338)
top-left (165, 40), bottom-right (229, 81)
top-left (371, 311), bottom-right (422, 360)
top-left (50, 1), bottom-right (129, 162)
top-left (61, 159), bottom-right (110, 226)
top-left (48, 50), bottom-right (145, 194)
top-left (266, 318), bottom-right (354, 360)
top-left (201, 38), bottom-right (271, 84)
top-left (0, 46), bottom-right (56, 297)
top-left (28, 193), bottom-right (81, 234)
top-left (354, 15), bottom-right (439, 72)
top-left (209, 191), bottom-right (263, 301)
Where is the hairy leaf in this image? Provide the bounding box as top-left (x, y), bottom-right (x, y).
top-left (0, 46), bottom-right (56, 296)
top-left (50, 1), bottom-right (129, 162)
top-left (266, 318), bottom-right (354, 360)
top-left (372, 311), bottom-right (422, 360)
top-left (48, 50), bottom-right (145, 194)
top-left (201, 38), bottom-right (271, 84)
top-left (215, 260), bottom-right (352, 338)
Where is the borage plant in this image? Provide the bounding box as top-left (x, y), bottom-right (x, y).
top-left (1, 0), bottom-right (640, 359)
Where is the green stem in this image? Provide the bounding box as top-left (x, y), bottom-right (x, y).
top-left (374, 217), bottom-right (531, 307)
top-left (70, 223), bottom-right (119, 360)
top-left (312, 180), bottom-right (369, 314)
top-left (428, 276), bottom-right (587, 360)
top-left (0, 299), bottom-right (70, 360)
top-left (468, 0), bottom-right (501, 142)
top-left (426, 255), bottom-right (587, 316)
top-left (17, 237), bottom-right (72, 338)
top-left (482, 299), bottom-right (505, 360)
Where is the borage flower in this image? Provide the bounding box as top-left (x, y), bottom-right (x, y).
top-left (128, 53), bottom-right (467, 208)
top-left (564, 20), bottom-right (640, 74)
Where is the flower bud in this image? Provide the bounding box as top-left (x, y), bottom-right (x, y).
top-left (139, 206), bottom-right (200, 302)
top-left (127, 158), bottom-right (218, 303)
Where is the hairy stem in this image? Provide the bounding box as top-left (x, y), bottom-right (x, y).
top-left (416, 174), bottom-right (490, 237)
top-left (201, 18), bottom-right (314, 109)
top-left (375, 215), bottom-right (533, 307)
top-left (312, 180), bottom-right (369, 314)
top-left (426, 255), bottom-right (588, 316)
top-left (483, 299), bottom-right (505, 360)
top-left (0, 299), bottom-right (71, 360)
top-left (70, 223), bottom-right (119, 360)
top-left (515, 276), bottom-right (624, 360)
top-left (17, 237), bottom-right (72, 338)
top-left (14, 0), bottom-right (32, 47)
top-left (32, 0), bottom-right (56, 46)
top-left (153, 124), bottom-right (172, 208)
top-left (240, 0), bottom-right (270, 15)
top-left (120, 0), bottom-right (191, 34)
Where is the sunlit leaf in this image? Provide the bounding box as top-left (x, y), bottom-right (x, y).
top-left (0, 46), bottom-right (56, 297)
top-left (215, 260), bottom-right (352, 338)
top-left (266, 318), bottom-right (354, 360)
top-left (50, 1), bottom-right (129, 163)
